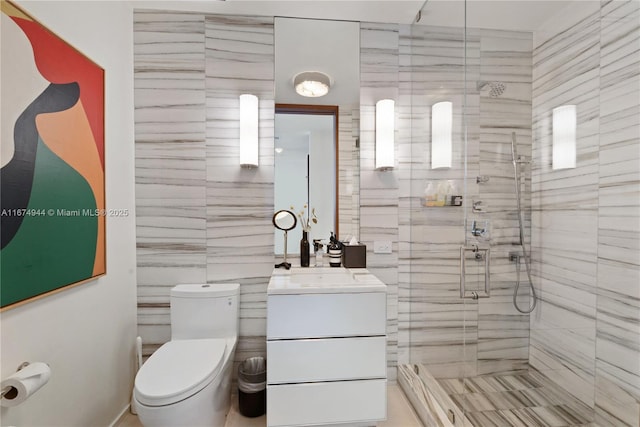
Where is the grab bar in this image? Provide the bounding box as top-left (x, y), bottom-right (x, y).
top-left (460, 245), bottom-right (490, 299)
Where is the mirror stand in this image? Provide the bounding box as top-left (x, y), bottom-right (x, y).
top-left (275, 229), bottom-right (291, 270)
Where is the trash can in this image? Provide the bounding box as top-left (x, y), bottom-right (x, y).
top-left (238, 357), bottom-right (266, 417)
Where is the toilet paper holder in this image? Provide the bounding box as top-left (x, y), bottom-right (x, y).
top-left (1, 362), bottom-right (32, 399)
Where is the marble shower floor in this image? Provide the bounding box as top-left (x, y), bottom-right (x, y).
top-left (436, 371), bottom-right (594, 427)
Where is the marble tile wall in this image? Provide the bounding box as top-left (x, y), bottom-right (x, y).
top-left (531, 2), bottom-right (601, 411)
top-left (400, 24), bottom-right (475, 379)
top-left (595, 1), bottom-right (640, 425)
top-left (398, 25), bottom-right (533, 379)
top-left (136, 13), bottom-right (393, 375)
top-left (359, 22), bottom-right (400, 381)
top-left (204, 14), bottom-right (275, 363)
top-left (531, 1), bottom-right (640, 424)
top-left (134, 11), bottom-right (208, 354)
top-left (476, 29), bottom-right (533, 376)
top-left (134, 11), bottom-right (275, 363)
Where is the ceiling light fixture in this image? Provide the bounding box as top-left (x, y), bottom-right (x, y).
top-left (293, 71), bottom-right (331, 98)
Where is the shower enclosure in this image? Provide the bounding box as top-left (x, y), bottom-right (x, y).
top-left (398, 1), bottom-right (640, 426)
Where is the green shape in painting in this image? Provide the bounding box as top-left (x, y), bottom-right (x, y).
top-left (1, 138), bottom-right (98, 307)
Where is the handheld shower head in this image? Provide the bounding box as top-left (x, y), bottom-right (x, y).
top-left (477, 80), bottom-right (506, 98)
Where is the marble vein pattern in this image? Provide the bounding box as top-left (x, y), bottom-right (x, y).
top-left (400, 24), bottom-right (534, 379)
top-left (595, 1), bottom-right (640, 426)
top-left (360, 22), bottom-right (400, 380)
top-left (134, 11), bottom-right (208, 355)
top-left (205, 14), bottom-right (275, 364)
top-left (134, 11), bottom-right (275, 365)
top-left (531, 2), bottom-right (601, 414)
top-left (531, 2), bottom-right (640, 425)
top-left (401, 364), bottom-right (595, 427)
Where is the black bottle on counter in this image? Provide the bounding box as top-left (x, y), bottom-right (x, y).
top-left (328, 232), bottom-right (342, 268)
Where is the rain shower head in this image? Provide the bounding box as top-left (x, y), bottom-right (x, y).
top-left (477, 80), bottom-right (506, 98)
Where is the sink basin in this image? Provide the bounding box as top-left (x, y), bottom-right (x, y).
top-left (268, 267), bottom-right (385, 295)
top-left (289, 270), bottom-right (361, 286)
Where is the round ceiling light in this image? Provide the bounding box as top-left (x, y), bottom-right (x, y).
top-left (293, 71), bottom-right (331, 98)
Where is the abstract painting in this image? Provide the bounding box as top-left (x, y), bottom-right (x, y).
top-left (1, 0), bottom-right (105, 309)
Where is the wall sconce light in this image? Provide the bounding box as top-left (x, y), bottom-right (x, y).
top-left (239, 94), bottom-right (259, 168)
top-left (375, 99), bottom-right (395, 171)
top-left (293, 71), bottom-right (331, 98)
top-left (431, 101), bottom-right (452, 169)
top-left (552, 105), bottom-right (576, 170)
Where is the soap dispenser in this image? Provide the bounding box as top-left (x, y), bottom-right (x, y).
top-left (313, 239), bottom-right (324, 267)
top-left (328, 232), bottom-right (343, 268)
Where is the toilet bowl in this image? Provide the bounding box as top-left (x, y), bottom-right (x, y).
top-left (133, 283), bottom-right (240, 427)
top-left (133, 337), bottom-right (236, 427)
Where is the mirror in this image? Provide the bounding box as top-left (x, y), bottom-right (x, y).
top-left (274, 104), bottom-right (337, 255)
top-left (273, 210), bottom-right (297, 269)
top-left (274, 17), bottom-right (360, 255)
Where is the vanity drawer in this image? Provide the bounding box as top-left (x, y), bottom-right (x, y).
top-left (267, 336), bottom-right (386, 384)
top-left (267, 379), bottom-right (387, 427)
top-left (267, 292), bottom-right (386, 339)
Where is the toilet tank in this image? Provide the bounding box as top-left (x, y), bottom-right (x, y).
top-left (170, 283), bottom-right (240, 340)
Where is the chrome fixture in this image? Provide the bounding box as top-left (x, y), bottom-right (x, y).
top-left (510, 132), bottom-right (538, 313)
top-left (509, 251), bottom-right (523, 263)
top-left (472, 200), bottom-right (484, 212)
top-left (477, 80), bottom-right (506, 98)
top-left (460, 245), bottom-right (490, 299)
top-left (476, 175), bottom-right (490, 184)
top-left (471, 220), bottom-right (488, 237)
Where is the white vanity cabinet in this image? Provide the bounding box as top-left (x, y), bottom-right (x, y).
top-left (267, 268), bottom-right (387, 427)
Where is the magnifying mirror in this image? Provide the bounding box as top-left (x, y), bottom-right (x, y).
top-left (273, 210), bottom-right (297, 269)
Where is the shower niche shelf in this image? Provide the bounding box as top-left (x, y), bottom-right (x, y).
top-left (422, 195), bottom-right (462, 207)
top-left (422, 180), bottom-right (463, 207)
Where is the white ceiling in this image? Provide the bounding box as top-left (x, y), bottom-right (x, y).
top-left (417, 1), bottom-right (578, 32)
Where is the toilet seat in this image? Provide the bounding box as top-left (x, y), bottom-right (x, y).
top-left (135, 338), bottom-right (226, 407)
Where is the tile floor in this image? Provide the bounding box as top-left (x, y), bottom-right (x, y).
top-left (117, 384), bottom-right (422, 427)
top-left (436, 371), bottom-right (594, 427)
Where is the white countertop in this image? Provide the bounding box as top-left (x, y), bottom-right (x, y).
top-left (268, 267), bottom-right (387, 295)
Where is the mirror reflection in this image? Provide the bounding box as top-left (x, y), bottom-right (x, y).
top-left (274, 106), bottom-right (337, 254)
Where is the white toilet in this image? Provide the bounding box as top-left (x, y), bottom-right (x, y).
top-left (133, 283), bottom-right (240, 427)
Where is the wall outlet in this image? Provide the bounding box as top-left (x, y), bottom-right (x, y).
top-left (373, 240), bottom-right (392, 254)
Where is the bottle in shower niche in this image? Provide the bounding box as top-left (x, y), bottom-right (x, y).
top-left (300, 231), bottom-right (310, 267)
top-left (328, 232), bottom-right (342, 268)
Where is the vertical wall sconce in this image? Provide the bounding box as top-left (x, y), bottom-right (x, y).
top-left (431, 101), bottom-right (453, 169)
top-left (375, 99), bottom-right (395, 171)
top-left (552, 105), bottom-right (576, 170)
top-left (239, 94), bottom-right (259, 168)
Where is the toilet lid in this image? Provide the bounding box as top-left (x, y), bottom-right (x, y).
top-left (135, 339), bottom-right (226, 407)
